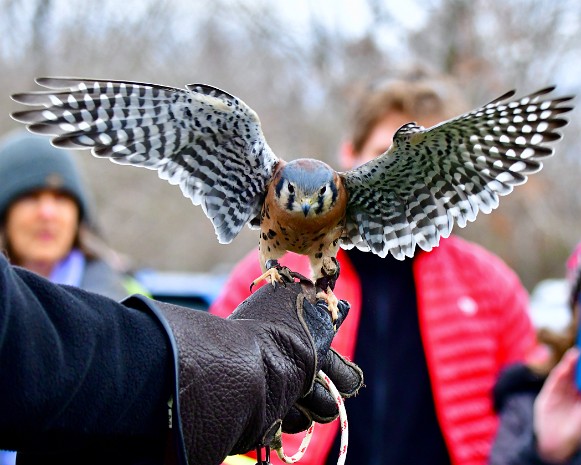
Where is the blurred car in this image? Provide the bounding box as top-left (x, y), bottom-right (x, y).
top-left (135, 269), bottom-right (228, 311)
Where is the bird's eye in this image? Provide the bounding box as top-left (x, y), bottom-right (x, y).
top-left (319, 186), bottom-right (327, 195)
top-left (288, 183), bottom-right (295, 194)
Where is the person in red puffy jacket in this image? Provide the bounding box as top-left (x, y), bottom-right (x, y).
top-left (211, 70), bottom-right (540, 465)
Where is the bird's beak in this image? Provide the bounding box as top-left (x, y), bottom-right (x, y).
top-left (302, 202), bottom-right (311, 217)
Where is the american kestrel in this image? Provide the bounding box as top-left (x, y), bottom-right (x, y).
top-left (11, 78), bottom-right (573, 319)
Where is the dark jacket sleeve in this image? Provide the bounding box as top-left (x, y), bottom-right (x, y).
top-left (0, 254), bottom-right (173, 464)
top-left (490, 364), bottom-right (581, 465)
top-left (489, 391), bottom-right (541, 465)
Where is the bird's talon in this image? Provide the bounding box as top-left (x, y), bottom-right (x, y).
top-left (317, 287), bottom-right (340, 324)
top-left (251, 261), bottom-right (297, 291)
top-left (277, 266), bottom-right (294, 284)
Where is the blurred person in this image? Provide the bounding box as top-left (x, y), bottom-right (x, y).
top-left (0, 130), bottom-right (142, 300)
top-left (490, 243), bottom-right (581, 464)
top-left (210, 70), bottom-right (540, 465)
top-left (0, 251), bottom-right (362, 465)
top-left (0, 131), bottom-right (146, 465)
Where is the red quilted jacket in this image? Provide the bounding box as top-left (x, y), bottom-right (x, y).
top-left (210, 236), bottom-right (538, 465)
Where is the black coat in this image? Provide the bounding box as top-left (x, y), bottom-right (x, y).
top-left (0, 254), bottom-right (182, 464)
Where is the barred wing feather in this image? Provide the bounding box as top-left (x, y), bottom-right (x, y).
top-left (340, 87), bottom-right (573, 260)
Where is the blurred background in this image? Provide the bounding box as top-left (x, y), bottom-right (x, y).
top-left (1, 0), bottom-right (580, 297)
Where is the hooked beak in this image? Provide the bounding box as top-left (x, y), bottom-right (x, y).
top-left (302, 203), bottom-right (311, 217)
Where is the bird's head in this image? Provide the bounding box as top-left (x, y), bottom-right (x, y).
top-left (274, 159), bottom-right (340, 218)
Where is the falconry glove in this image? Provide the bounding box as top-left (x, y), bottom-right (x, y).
top-left (157, 278), bottom-right (363, 465)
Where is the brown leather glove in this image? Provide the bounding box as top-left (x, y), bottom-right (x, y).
top-left (158, 276), bottom-right (363, 465)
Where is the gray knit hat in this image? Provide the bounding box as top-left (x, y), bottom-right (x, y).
top-left (0, 131), bottom-right (91, 224)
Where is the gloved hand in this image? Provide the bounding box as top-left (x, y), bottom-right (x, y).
top-left (157, 275), bottom-right (363, 465)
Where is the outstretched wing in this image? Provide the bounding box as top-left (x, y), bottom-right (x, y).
top-left (11, 78), bottom-right (280, 243)
top-left (340, 86), bottom-right (573, 260)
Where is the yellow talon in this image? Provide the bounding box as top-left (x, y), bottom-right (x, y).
top-left (250, 267), bottom-right (284, 291)
top-left (317, 287), bottom-right (339, 324)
